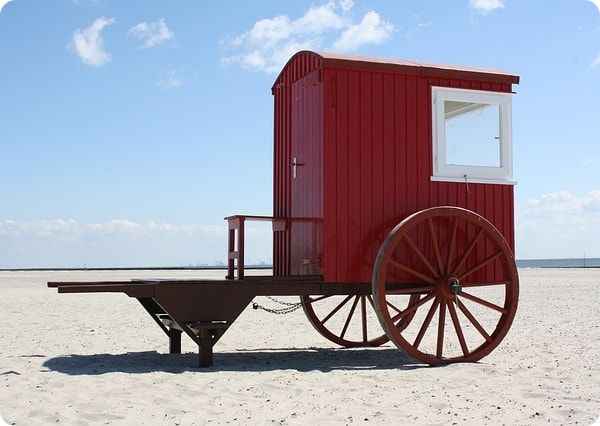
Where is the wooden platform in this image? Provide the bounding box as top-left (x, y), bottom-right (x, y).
top-left (47, 276), bottom-right (424, 367)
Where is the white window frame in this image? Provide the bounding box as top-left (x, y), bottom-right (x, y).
top-left (431, 86), bottom-right (515, 185)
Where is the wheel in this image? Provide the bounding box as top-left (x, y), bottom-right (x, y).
top-left (301, 293), bottom-right (420, 348)
top-left (372, 206), bottom-right (519, 364)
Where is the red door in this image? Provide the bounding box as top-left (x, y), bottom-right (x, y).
top-left (290, 70), bottom-right (323, 276)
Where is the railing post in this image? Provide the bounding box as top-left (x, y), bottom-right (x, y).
top-left (226, 220), bottom-right (235, 280)
top-left (238, 217), bottom-right (245, 280)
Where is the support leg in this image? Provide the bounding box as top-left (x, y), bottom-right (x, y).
top-left (198, 329), bottom-right (213, 368)
top-left (168, 328), bottom-right (182, 354)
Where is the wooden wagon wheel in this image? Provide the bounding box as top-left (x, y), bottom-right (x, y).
top-left (372, 206), bottom-right (519, 364)
top-left (301, 293), bottom-right (420, 348)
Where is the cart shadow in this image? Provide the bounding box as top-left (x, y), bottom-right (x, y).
top-left (43, 347), bottom-right (437, 375)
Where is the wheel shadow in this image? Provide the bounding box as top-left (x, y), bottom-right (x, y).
top-left (43, 347), bottom-right (438, 375)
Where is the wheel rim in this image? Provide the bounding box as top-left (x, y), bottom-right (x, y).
top-left (301, 293), bottom-right (420, 348)
top-left (372, 207), bottom-right (519, 364)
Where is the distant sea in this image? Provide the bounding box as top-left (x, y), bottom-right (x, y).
top-left (1, 259), bottom-right (599, 271)
top-left (517, 258), bottom-right (600, 268)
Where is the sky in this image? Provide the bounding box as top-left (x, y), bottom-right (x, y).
top-left (0, 0), bottom-right (599, 267)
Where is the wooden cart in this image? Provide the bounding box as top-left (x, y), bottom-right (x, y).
top-left (49, 51), bottom-right (520, 367)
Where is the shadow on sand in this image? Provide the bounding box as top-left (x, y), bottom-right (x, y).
top-left (43, 347), bottom-right (436, 375)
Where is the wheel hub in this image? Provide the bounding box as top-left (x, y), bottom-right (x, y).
top-left (449, 278), bottom-right (461, 295)
top-left (437, 276), bottom-right (461, 299)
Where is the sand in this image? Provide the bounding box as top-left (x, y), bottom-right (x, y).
top-left (0, 268), bottom-right (599, 425)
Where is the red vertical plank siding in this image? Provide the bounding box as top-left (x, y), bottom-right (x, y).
top-left (347, 71), bottom-right (362, 279)
top-left (335, 70), bottom-right (349, 282)
top-left (416, 77), bottom-right (429, 258)
top-left (299, 78), bottom-right (307, 268)
top-left (315, 75), bottom-right (324, 271)
top-left (276, 84), bottom-right (281, 275)
top-left (428, 79), bottom-right (439, 213)
top-left (290, 81), bottom-right (300, 274)
top-left (383, 74), bottom-right (396, 236)
top-left (371, 72), bottom-right (385, 277)
top-left (323, 69), bottom-right (338, 281)
top-left (313, 71), bottom-right (324, 273)
top-left (405, 76), bottom-right (418, 218)
top-left (395, 75), bottom-right (407, 222)
top-left (416, 77), bottom-right (430, 212)
top-left (359, 72), bottom-right (373, 281)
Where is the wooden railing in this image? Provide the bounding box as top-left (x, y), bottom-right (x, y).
top-left (224, 215), bottom-right (287, 280)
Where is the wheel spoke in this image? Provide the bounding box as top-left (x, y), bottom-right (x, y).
top-left (455, 298), bottom-right (491, 342)
top-left (308, 294), bottom-right (334, 303)
top-left (436, 301), bottom-right (446, 358)
top-left (389, 260), bottom-right (436, 285)
top-left (446, 217), bottom-right (458, 275)
top-left (413, 297), bottom-right (440, 349)
top-left (402, 234), bottom-right (440, 279)
top-left (386, 300), bottom-right (403, 314)
top-left (451, 228), bottom-right (484, 276)
top-left (340, 296), bottom-right (360, 340)
top-left (428, 218), bottom-right (444, 276)
top-left (448, 300), bottom-right (469, 356)
top-left (391, 292), bottom-right (436, 322)
top-left (458, 251), bottom-right (503, 281)
top-left (366, 294), bottom-right (376, 310)
top-left (459, 291), bottom-right (507, 314)
top-left (361, 296), bottom-right (367, 342)
top-left (386, 283), bottom-right (436, 294)
top-left (461, 281), bottom-right (508, 288)
top-left (322, 295), bottom-right (354, 324)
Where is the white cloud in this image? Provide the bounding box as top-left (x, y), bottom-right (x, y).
top-left (224, 0), bottom-right (395, 73)
top-left (339, 0), bottom-right (354, 12)
top-left (333, 11), bottom-right (394, 51)
top-left (517, 190), bottom-right (600, 259)
top-left (0, 219), bottom-right (272, 268)
top-left (128, 19), bottom-right (174, 49)
top-left (231, 2), bottom-right (346, 49)
top-left (593, 53), bottom-right (600, 68)
top-left (70, 17), bottom-right (115, 66)
top-left (588, 0), bottom-right (600, 14)
top-left (470, 0), bottom-right (504, 14)
top-left (294, 3), bottom-right (347, 34)
top-left (0, 0), bottom-right (13, 13)
top-left (158, 69), bottom-right (183, 89)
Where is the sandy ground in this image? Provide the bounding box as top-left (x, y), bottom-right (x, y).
top-left (0, 268), bottom-right (599, 425)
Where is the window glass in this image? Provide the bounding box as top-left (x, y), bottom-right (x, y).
top-left (445, 101), bottom-right (501, 167)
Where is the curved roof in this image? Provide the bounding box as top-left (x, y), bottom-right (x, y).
top-left (273, 50), bottom-right (519, 89)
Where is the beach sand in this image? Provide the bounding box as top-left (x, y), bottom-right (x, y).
top-left (0, 268), bottom-right (598, 425)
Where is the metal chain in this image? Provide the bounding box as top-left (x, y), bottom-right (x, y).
top-left (266, 296), bottom-right (301, 307)
top-left (252, 296), bottom-right (303, 315)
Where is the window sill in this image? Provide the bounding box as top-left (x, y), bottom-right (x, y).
top-left (431, 176), bottom-right (517, 185)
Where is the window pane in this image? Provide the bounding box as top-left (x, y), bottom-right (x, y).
top-left (445, 101), bottom-right (500, 167)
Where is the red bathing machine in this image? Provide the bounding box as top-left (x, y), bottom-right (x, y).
top-left (50, 51), bottom-right (521, 368)
top-left (271, 51), bottom-right (518, 282)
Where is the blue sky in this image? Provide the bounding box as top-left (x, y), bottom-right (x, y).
top-left (1, 0), bottom-right (599, 267)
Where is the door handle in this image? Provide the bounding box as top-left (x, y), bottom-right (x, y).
top-left (292, 157), bottom-right (305, 179)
